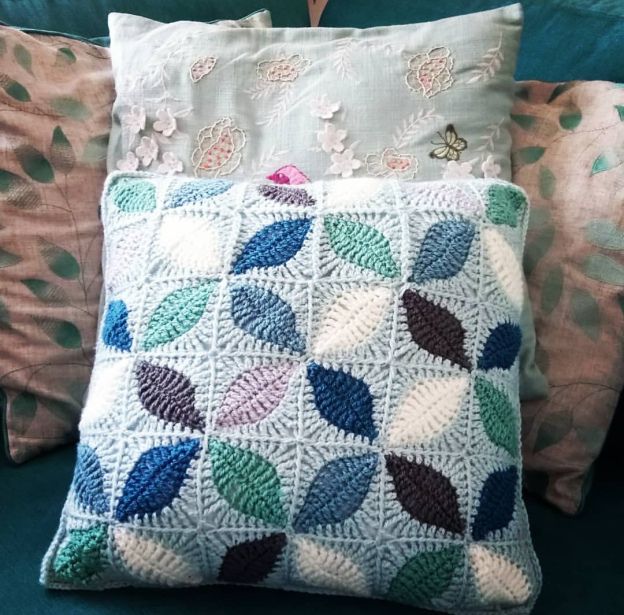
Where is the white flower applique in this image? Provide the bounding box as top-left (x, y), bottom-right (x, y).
top-left (121, 105), bottom-right (146, 135)
top-left (153, 108), bottom-right (177, 137)
top-left (481, 155), bottom-right (501, 178)
top-left (443, 159), bottom-right (476, 180)
top-left (135, 136), bottom-right (159, 167)
top-left (116, 151), bottom-right (139, 172)
top-left (317, 123), bottom-right (347, 153)
top-left (310, 95), bottom-right (341, 120)
top-left (157, 152), bottom-right (184, 175)
top-left (328, 148), bottom-right (363, 179)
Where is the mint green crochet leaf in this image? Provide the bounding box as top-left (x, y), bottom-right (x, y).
top-left (474, 377), bottom-right (518, 455)
top-left (142, 282), bottom-right (216, 350)
top-left (209, 439), bottom-right (286, 526)
top-left (324, 215), bottom-right (399, 278)
top-left (387, 546), bottom-right (462, 607)
top-left (486, 184), bottom-right (527, 227)
top-left (110, 177), bottom-right (156, 212)
top-left (53, 524), bottom-right (108, 584)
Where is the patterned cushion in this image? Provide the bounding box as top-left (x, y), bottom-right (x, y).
top-left (42, 174), bottom-right (541, 614)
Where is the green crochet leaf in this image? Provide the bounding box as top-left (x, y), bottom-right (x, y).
top-left (474, 377), bottom-right (518, 455)
top-left (53, 524), bottom-right (108, 584)
top-left (110, 178), bottom-right (156, 213)
top-left (486, 184), bottom-right (526, 227)
top-left (38, 237), bottom-right (80, 280)
top-left (209, 439), bottom-right (286, 526)
top-left (387, 547), bottom-right (462, 607)
top-left (142, 282), bottom-right (216, 350)
top-left (324, 215), bottom-right (399, 278)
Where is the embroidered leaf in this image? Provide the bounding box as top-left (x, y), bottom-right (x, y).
top-left (38, 237), bottom-right (80, 279)
top-left (534, 409), bottom-right (573, 453)
top-left (50, 96), bottom-right (91, 120)
top-left (110, 177), bottom-right (156, 212)
top-left (102, 299), bottom-right (132, 351)
top-left (486, 184), bottom-right (526, 227)
top-left (159, 215), bottom-right (220, 273)
top-left (142, 283), bottom-right (215, 350)
top-left (0, 247), bottom-right (21, 268)
top-left (136, 361), bottom-right (204, 431)
top-left (53, 524), bottom-right (107, 584)
top-left (209, 439), bottom-right (286, 526)
top-left (72, 445), bottom-right (109, 514)
top-left (13, 43), bottom-right (33, 74)
top-left (412, 219), bottom-right (474, 282)
top-left (15, 145), bottom-right (54, 183)
top-left (387, 376), bottom-right (468, 446)
top-left (585, 219), bottom-right (624, 250)
top-left (470, 545), bottom-right (532, 606)
top-left (0, 73), bottom-right (30, 101)
top-left (313, 287), bottom-right (392, 355)
top-left (82, 134), bottom-right (110, 166)
top-left (583, 254), bottom-right (624, 286)
top-left (307, 363), bottom-right (377, 442)
top-left (21, 278), bottom-right (69, 306)
top-left (541, 265), bottom-right (564, 314)
top-left (189, 56), bottom-right (216, 83)
top-left (402, 290), bottom-right (471, 369)
top-left (230, 284), bottom-right (304, 352)
top-left (115, 439), bottom-right (200, 521)
top-left (616, 105), bottom-right (624, 121)
top-left (509, 114), bottom-right (535, 130)
top-left (472, 467), bottom-right (518, 540)
top-left (570, 288), bottom-right (601, 340)
top-left (512, 146), bottom-right (545, 165)
top-left (257, 184), bottom-right (316, 207)
top-left (324, 215), bottom-right (399, 278)
top-left (50, 126), bottom-right (75, 174)
top-left (232, 218), bottom-right (312, 274)
top-left (113, 527), bottom-right (202, 586)
top-left (484, 229), bottom-right (523, 311)
top-left (294, 537), bottom-right (369, 595)
top-left (559, 104), bottom-right (582, 130)
top-left (218, 534), bottom-right (287, 584)
top-left (293, 454), bottom-right (377, 532)
top-left (474, 377), bottom-right (518, 455)
top-left (0, 169), bottom-right (41, 208)
top-left (523, 224), bottom-right (555, 276)
top-left (387, 547), bottom-right (462, 607)
top-left (33, 316), bottom-right (81, 348)
top-left (215, 362), bottom-right (296, 428)
top-left (168, 179), bottom-right (233, 208)
top-left (385, 455), bottom-right (464, 533)
top-left (478, 322), bottom-right (522, 370)
top-left (538, 166), bottom-right (556, 199)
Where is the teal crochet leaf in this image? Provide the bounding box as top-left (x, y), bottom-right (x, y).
top-left (72, 445), bottom-right (109, 514)
top-left (474, 377), bottom-right (518, 455)
top-left (324, 215), bottom-right (399, 278)
top-left (486, 184), bottom-right (527, 227)
top-left (142, 282), bottom-right (216, 350)
top-left (110, 177), bottom-right (156, 212)
top-left (53, 524), bottom-right (108, 584)
top-left (209, 439), bottom-right (286, 526)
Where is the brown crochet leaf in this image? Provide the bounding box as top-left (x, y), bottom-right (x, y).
top-left (218, 533), bottom-right (287, 584)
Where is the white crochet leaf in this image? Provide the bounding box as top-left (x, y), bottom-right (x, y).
top-left (325, 178), bottom-right (381, 210)
top-left (294, 537), bottom-right (369, 596)
top-left (79, 360), bottom-right (129, 429)
top-left (470, 545), bottom-right (532, 606)
top-left (387, 376), bottom-right (468, 445)
top-left (484, 228), bottom-right (523, 312)
top-left (114, 527), bottom-right (202, 586)
top-left (158, 213), bottom-right (220, 272)
top-left (313, 287), bottom-right (392, 355)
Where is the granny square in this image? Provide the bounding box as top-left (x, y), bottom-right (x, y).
top-left (42, 174), bottom-right (541, 614)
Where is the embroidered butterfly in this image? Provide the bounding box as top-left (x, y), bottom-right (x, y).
top-left (429, 124), bottom-right (468, 161)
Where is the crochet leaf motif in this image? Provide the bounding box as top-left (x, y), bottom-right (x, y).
top-left (115, 439), bottom-right (200, 521)
top-left (387, 376), bottom-right (468, 446)
top-left (294, 537), bottom-right (369, 596)
top-left (402, 290), bottom-right (471, 369)
top-left (472, 466), bottom-right (518, 540)
top-left (215, 362), bottom-right (297, 428)
top-left (110, 178), bottom-right (156, 213)
top-left (313, 287), bottom-right (392, 355)
top-left (385, 455), bottom-right (464, 534)
top-left (478, 322), bottom-right (522, 370)
top-left (102, 299), bottom-right (132, 351)
top-left (218, 533), bottom-right (287, 584)
top-left (387, 546), bottom-right (462, 607)
top-left (324, 215), bottom-right (400, 278)
top-left (72, 445), bottom-right (109, 514)
top-left (167, 179), bottom-right (232, 208)
top-left (113, 527), bottom-right (202, 586)
top-left (209, 439), bottom-right (286, 526)
top-left (142, 282), bottom-right (216, 350)
top-left (474, 377), bottom-right (518, 455)
top-left (486, 184), bottom-right (526, 227)
top-left (232, 218), bottom-right (313, 274)
top-left (293, 453), bottom-right (378, 532)
top-left (306, 362), bottom-right (377, 442)
top-left (257, 183), bottom-right (316, 207)
top-left (412, 218), bottom-right (475, 283)
top-left (230, 284), bottom-right (305, 352)
top-left (53, 524), bottom-right (107, 584)
top-left (136, 361), bottom-right (204, 431)
top-left (484, 228), bottom-right (523, 312)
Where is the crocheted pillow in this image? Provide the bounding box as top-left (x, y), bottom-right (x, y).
top-left (42, 174), bottom-right (541, 613)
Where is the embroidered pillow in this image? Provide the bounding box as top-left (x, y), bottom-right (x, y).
top-left (512, 81), bottom-right (624, 514)
top-left (42, 174), bottom-right (541, 614)
top-left (107, 5), bottom-right (522, 183)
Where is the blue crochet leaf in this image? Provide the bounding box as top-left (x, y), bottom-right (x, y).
top-left (102, 299), bottom-right (132, 351)
top-left (478, 322), bottom-right (522, 370)
top-left (167, 179), bottom-right (232, 208)
top-left (293, 453), bottom-right (378, 532)
top-left (115, 439), bottom-right (200, 521)
top-left (232, 218), bottom-right (312, 274)
top-left (72, 445), bottom-right (109, 515)
top-left (230, 284), bottom-right (304, 352)
top-left (472, 467), bottom-right (518, 540)
top-left (412, 219), bottom-right (475, 283)
top-left (306, 362), bottom-right (377, 442)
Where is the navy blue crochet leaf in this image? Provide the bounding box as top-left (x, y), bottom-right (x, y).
top-left (136, 361), bottom-right (204, 432)
top-left (232, 218), bottom-right (313, 274)
top-left (218, 533), bottom-right (287, 584)
top-left (478, 322), bottom-right (522, 370)
top-left (168, 179), bottom-right (232, 208)
top-left (115, 439), bottom-right (200, 521)
top-left (257, 184), bottom-right (316, 207)
top-left (102, 299), bottom-right (132, 351)
top-left (412, 219), bottom-right (475, 283)
top-left (72, 444), bottom-right (109, 515)
top-left (472, 467), bottom-right (518, 540)
top-left (230, 284), bottom-right (304, 352)
top-left (306, 363), bottom-right (377, 442)
top-left (293, 453), bottom-right (378, 532)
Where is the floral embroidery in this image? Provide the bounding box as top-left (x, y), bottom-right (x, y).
top-left (443, 160), bottom-right (475, 180)
top-left (267, 165), bottom-right (310, 185)
top-left (257, 54), bottom-right (310, 83)
top-left (190, 56), bottom-right (217, 83)
top-left (153, 108), bottom-right (177, 137)
top-left (481, 155), bottom-right (501, 179)
top-left (365, 148), bottom-right (418, 180)
top-left (310, 95), bottom-right (341, 120)
top-left (317, 123), bottom-right (347, 153)
top-left (191, 117), bottom-right (246, 177)
top-left (121, 105), bottom-right (146, 135)
top-left (158, 152), bottom-right (184, 175)
top-left (135, 136), bottom-right (159, 167)
top-left (117, 151), bottom-right (139, 172)
top-left (328, 148), bottom-right (362, 178)
top-left (406, 47), bottom-right (454, 98)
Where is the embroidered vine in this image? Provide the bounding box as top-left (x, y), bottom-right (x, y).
top-left (467, 33), bottom-right (504, 85)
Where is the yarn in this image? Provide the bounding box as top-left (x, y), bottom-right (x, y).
top-left (102, 299), bottom-right (132, 351)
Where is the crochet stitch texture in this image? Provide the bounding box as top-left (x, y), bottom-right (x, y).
top-left (42, 173), bottom-right (541, 614)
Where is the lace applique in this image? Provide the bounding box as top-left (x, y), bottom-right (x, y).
top-left (406, 47), bottom-right (454, 98)
top-left (365, 148), bottom-right (418, 180)
top-left (191, 117), bottom-right (246, 177)
top-left (257, 54), bottom-right (310, 84)
top-left (190, 56), bottom-right (217, 83)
